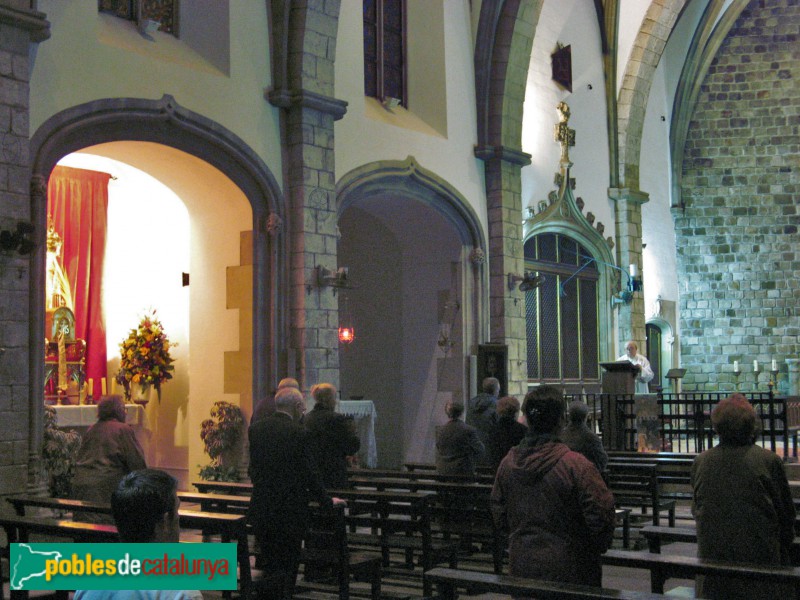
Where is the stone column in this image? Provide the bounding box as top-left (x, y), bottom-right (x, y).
top-left (269, 91), bottom-right (347, 394)
top-left (786, 358), bottom-right (800, 396)
top-left (0, 2), bottom-right (49, 494)
top-left (475, 146), bottom-right (531, 398)
top-left (609, 187), bottom-right (648, 349)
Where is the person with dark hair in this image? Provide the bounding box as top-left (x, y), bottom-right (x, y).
top-left (467, 377), bottom-right (500, 461)
top-left (71, 395), bottom-right (146, 523)
top-left (304, 382), bottom-right (360, 489)
top-left (251, 377), bottom-right (300, 425)
top-left (486, 396), bottom-right (527, 472)
top-left (691, 394), bottom-right (796, 600)
top-left (491, 385), bottom-right (615, 587)
top-left (561, 400), bottom-right (608, 477)
top-left (248, 386), bottom-right (344, 600)
top-left (435, 400), bottom-right (485, 475)
top-left (75, 469), bottom-right (202, 600)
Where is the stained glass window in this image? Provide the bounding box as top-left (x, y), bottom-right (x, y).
top-left (99, 0), bottom-right (179, 36)
top-left (524, 233), bottom-right (599, 384)
top-left (363, 0), bottom-right (406, 106)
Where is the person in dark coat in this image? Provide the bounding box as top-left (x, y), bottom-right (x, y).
top-left (251, 377), bottom-right (299, 425)
top-left (304, 382), bottom-right (361, 489)
top-left (561, 400), bottom-right (608, 478)
top-left (487, 396), bottom-right (527, 472)
top-left (691, 394), bottom-right (796, 600)
top-left (467, 377), bottom-right (499, 460)
top-left (491, 385), bottom-right (615, 587)
top-left (435, 400), bottom-right (485, 475)
top-left (248, 386), bottom-right (342, 600)
top-left (71, 395), bottom-right (146, 523)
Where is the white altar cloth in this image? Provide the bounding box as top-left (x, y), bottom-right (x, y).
top-left (338, 400), bottom-right (378, 468)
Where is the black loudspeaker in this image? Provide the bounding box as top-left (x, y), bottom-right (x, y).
top-left (477, 344), bottom-right (508, 397)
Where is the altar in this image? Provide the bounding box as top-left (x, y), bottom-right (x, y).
top-left (338, 400), bottom-right (378, 468)
top-left (52, 404), bottom-right (153, 463)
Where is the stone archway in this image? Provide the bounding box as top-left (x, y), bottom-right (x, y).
top-left (27, 95), bottom-right (285, 483)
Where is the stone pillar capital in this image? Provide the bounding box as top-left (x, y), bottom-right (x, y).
top-left (0, 4), bottom-right (50, 42)
top-left (474, 145), bottom-right (532, 167)
top-left (609, 187), bottom-right (649, 205)
top-left (266, 88), bottom-right (348, 121)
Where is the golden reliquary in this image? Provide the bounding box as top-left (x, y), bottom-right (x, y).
top-left (44, 306), bottom-right (87, 405)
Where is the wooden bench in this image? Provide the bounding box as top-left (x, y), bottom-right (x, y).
top-left (6, 495), bottom-right (250, 599)
top-left (608, 454), bottom-right (695, 502)
top-left (423, 566), bottom-right (673, 600)
top-left (639, 524), bottom-right (800, 566)
top-left (601, 548), bottom-right (800, 595)
top-left (193, 480), bottom-right (253, 495)
top-left (606, 463), bottom-right (676, 527)
top-left (349, 467), bottom-right (495, 485)
top-left (295, 503), bottom-right (382, 600)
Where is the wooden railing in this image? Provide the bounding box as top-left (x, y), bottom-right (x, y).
top-left (565, 391), bottom-right (800, 459)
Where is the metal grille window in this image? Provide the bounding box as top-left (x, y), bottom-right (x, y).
top-left (363, 0), bottom-right (406, 106)
top-left (99, 0), bottom-right (179, 36)
top-left (524, 233), bottom-right (599, 383)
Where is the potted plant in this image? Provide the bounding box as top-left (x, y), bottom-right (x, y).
top-left (41, 405), bottom-right (81, 497)
top-left (115, 310), bottom-right (175, 403)
top-left (199, 401), bottom-right (245, 481)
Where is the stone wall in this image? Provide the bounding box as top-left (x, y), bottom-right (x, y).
top-left (675, 0), bottom-right (799, 392)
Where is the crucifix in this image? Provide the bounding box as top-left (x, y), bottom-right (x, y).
top-left (554, 101), bottom-right (575, 166)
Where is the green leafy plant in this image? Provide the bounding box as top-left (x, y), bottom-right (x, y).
top-left (41, 405), bottom-right (81, 497)
top-left (199, 401), bottom-right (244, 481)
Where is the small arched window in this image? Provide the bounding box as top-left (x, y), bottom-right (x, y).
top-left (524, 233), bottom-right (599, 383)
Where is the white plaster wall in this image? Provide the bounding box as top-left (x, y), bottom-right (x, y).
top-left (30, 1), bottom-right (282, 182)
top-left (521, 0), bottom-right (612, 236)
top-left (617, 0), bottom-right (650, 92)
top-left (335, 0), bottom-right (486, 228)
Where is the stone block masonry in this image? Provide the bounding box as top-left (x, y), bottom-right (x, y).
top-left (675, 0), bottom-right (799, 392)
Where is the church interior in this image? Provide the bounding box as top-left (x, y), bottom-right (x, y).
top-left (0, 0), bottom-right (798, 597)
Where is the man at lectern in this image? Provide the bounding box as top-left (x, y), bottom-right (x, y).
top-left (617, 340), bottom-right (654, 394)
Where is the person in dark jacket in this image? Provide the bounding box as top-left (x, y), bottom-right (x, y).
top-left (251, 377), bottom-right (299, 425)
top-left (491, 385), bottom-right (615, 587)
top-left (304, 382), bottom-right (361, 489)
top-left (71, 395), bottom-right (146, 523)
top-left (467, 377), bottom-right (499, 451)
top-left (561, 400), bottom-right (608, 477)
top-left (435, 400), bottom-right (485, 475)
top-left (487, 396), bottom-right (527, 472)
top-left (691, 394), bottom-right (796, 600)
top-left (248, 387), bottom-right (343, 600)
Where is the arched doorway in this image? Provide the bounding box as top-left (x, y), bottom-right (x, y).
top-left (29, 96), bottom-right (284, 486)
top-left (337, 158), bottom-right (486, 468)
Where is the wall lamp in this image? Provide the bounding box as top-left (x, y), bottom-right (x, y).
top-left (557, 250), bottom-right (641, 308)
top-left (0, 221), bottom-right (35, 255)
top-left (316, 265), bottom-right (351, 295)
top-left (508, 272), bottom-right (545, 292)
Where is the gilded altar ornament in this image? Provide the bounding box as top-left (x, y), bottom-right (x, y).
top-left (554, 101), bottom-right (575, 167)
top-left (45, 217), bottom-right (74, 312)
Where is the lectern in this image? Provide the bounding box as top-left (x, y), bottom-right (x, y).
top-left (599, 361), bottom-right (640, 450)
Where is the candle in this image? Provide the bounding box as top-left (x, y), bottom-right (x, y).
top-left (753, 360), bottom-right (759, 372)
top-left (734, 360), bottom-right (739, 372)
top-left (88, 379), bottom-right (94, 397)
top-left (630, 264), bottom-right (638, 278)
top-left (101, 377), bottom-right (107, 395)
top-left (772, 359), bottom-right (777, 371)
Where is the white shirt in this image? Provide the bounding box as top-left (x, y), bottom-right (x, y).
top-left (616, 353), bottom-right (654, 394)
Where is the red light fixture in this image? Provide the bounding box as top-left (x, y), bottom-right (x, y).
top-left (338, 293), bottom-right (355, 344)
top-left (338, 325), bottom-right (355, 344)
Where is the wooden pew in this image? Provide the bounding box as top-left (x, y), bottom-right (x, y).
top-left (601, 548), bottom-right (800, 595)
top-left (424, 566), bottom-right (673, 600)
top-left (605, 463), bottom-right (676, 526)
top-left (639, 524), bottom-right (800, 566)
top-left (6, 495), bottom-right (250, 599)
top-left (349, 467), bottom-right (495, 485)
top-left (193, 480), bottom-right (253, 495)
top-left (607, 454), bottom-right (695, 502)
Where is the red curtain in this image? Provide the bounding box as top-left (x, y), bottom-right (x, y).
top-left (47, 165), bottom-right (111, 386)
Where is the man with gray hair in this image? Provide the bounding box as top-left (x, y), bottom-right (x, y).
top-left (248, 386), bottom-right (343, 599)
top-left (467, 377), bottom-right (500, 462)
top-left (251, 376), bottom-right (300, 424)
top-left (436, 400), bottom-right (485, 475)
top-left (561, 400), bottom-right (608, 477)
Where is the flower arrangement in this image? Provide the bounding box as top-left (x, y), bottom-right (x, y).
top-left (115, 311), bottom-right (175, 402)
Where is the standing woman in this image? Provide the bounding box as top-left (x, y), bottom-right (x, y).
top-left (71, 395), bottom-right (146, 522)
top-left (491, 385), bottom-right (615, 586)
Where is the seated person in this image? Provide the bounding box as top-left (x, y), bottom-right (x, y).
top-left (435, 400), bottom-right (484, 475)
top-left (304, 382), bottom-right (360, 489)
top-left (487, 396), bottom-right (527, 472)
top-left (75, 468), bottom-right (202, 600)
top-left (71, 395), bottom-right (146, 523)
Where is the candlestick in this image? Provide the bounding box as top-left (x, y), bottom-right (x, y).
top-left (101, 377), bottom-right (107, 395)
top-left (88, 378), bottom-right (94, 398)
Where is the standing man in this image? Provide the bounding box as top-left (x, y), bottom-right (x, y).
top-left (691, 395), bottom-right (795, 599)
top-left (248, 387), bottom-right (342, 599)
top-left (467, 377), bottom-right (500, 459)
top-left (251, 377), bottom-right (300, 424)
top-left (435, 401), bottom-right (485, 475)
top-left (617, 340), bottom-right (654, 394)
top-left (561, 400), bottom-right (608, 478)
